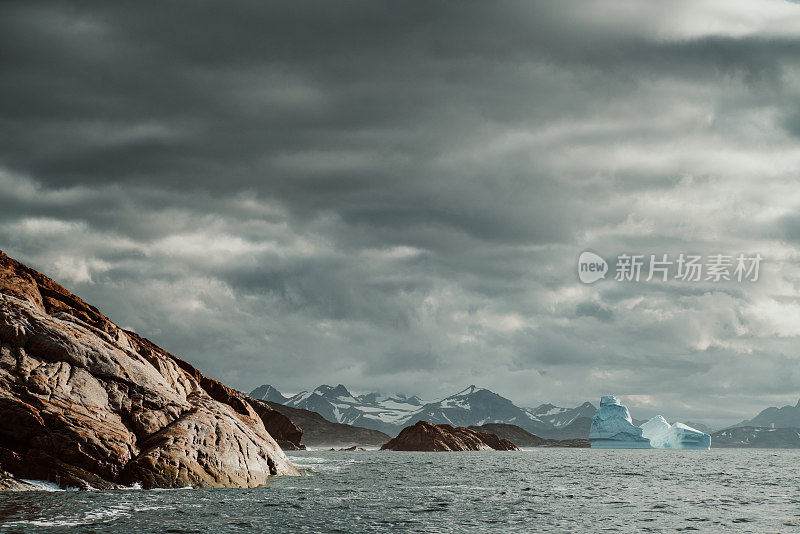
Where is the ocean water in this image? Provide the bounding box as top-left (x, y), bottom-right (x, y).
top-left (1, 448), bottom-right (799, 533)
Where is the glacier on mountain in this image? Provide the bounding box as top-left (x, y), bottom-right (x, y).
top-left (589, 396), bottom-right (710, 449)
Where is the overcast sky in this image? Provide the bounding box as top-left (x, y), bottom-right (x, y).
top-left (4, 1), bottom-right (800, 427)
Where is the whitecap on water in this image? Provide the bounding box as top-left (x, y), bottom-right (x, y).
top-left (287, 456), bottom-right (328, 464)
top-left (287, 455), bottom-right (359, 474)
top-left (3, 505), bottom-right (131, 528)
top-left (19, 479), bottom-right (67, 492)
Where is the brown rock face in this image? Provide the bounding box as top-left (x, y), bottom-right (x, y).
top-left (380, 421), bottom-right (519, 451)
top-left (0, 251), bottom-right (298, 489)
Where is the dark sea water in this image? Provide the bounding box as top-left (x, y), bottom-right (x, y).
top-left (1, 448), bottom-right (799, 533)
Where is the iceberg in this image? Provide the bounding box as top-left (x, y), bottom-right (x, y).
top-left (589, 395), bottom-right (652, 448)
top-left (640, 415), bottom-right (711, 450)
top-left (589, 395), bottom-right (711, 449)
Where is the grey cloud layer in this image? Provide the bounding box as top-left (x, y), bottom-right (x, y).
top-left (3, 0), bottom-right (800, 427)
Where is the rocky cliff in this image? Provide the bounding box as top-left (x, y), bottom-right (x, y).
top-left (0, 251), bottom-right (299, 489)
top-left (380, 421), bottom-right (518, 451)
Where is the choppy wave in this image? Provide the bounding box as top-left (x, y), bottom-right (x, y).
top-left (288, 454), bottom-right (359, 474)
top-left (3, 506), bottom-right (131, 528)
top-left (2, 450), bottom-right (799, 533)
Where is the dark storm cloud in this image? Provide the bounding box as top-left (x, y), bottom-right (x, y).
top-left (3, 0), bottom-right (800, 427)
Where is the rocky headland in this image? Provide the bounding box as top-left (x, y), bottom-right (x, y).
top-left (0, 251), bottom-right (299, 489)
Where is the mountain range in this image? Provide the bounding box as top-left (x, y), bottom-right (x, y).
top-left (733, 399), bottom-right (800, 429)
top-left (250, 383), bottom-right (800, 446)
top-left (250, 383), bottom-right (596, 439)
top-left (712, 427), bottom-right (800, 448)
top-left (260, 401), bottom-right (390, 447)
top-left (250, 384), bottom-right (290, 404)
top-left (705, 399), bottom-right (800, 447)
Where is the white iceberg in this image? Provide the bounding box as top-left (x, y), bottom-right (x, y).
top-left (640, 415), bottom-right (711, 450)
top-left (589, 395), bottom-right (711, 449)
top-left (589, 395), bottom-right (652, 448)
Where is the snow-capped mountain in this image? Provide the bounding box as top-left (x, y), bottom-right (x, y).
top-left (250, 384), bottom-right (289, 404)
top-left (527, 401), bottom-right (596, 428)
top-left (250, 383), bottom-right (594, 438)
top-left (261, 384), bottom-right (424, 435)
top-left (405, 385), bottom-right (555, 435)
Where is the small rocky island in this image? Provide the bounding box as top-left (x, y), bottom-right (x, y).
top-left (0, 251), bottom-right (299, 490)
top-left (380, 421), bottom-right (518, 451)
